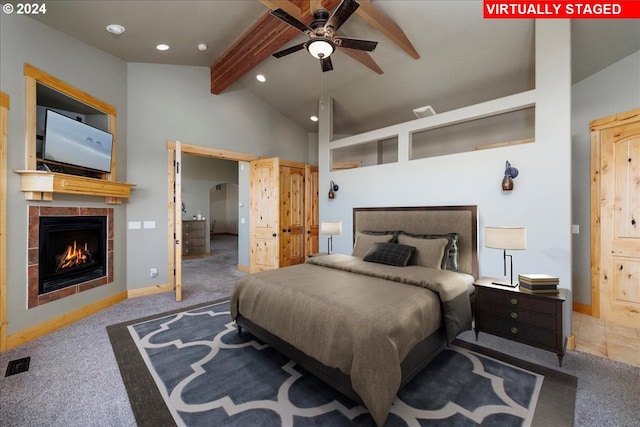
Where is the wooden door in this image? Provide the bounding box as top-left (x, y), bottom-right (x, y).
top-left (305, 165), bottom-right (319, 255)
top-left (249, 158), bottom-right (280, 273)
top-left (280, 165), bottom-right (306, 267)
top-left (592, 109), bottom-right (640, 328)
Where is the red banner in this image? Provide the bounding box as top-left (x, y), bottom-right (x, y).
top-left (484, 1), bottom-right (640, 18)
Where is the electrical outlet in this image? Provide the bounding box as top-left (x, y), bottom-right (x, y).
top-left (572, 224), bottom-right (580, 234)
top-left (150, 268), bottom-right (158, 278)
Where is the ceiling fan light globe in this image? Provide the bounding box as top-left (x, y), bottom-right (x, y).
top-left (307, 39), bottom-right (335, 59)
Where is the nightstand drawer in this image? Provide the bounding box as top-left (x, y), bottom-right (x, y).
top-left (476, 305), bottom-right (558, 330)
top-left (477, 316), bottom-right (559, 349)
top-left (477, 287), bottom-right (558, 315)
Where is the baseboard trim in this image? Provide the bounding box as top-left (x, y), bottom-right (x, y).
top-left (127, 283), bottom-right (173, 298)
top-left (573, 302), bottom-right (592, 316)
top-left (237, 264), bottom-right (249, 273)
top-left (567, 334), bottom-right (576, 350)
top-left (5, 291), bottom-right (128, 351)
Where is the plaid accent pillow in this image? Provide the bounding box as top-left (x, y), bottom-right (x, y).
top-left (398, 232), bottom-right (459, 271)
top-left (362, 242), bottom-right (416, 267)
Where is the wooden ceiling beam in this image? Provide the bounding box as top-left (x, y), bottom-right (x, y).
top-left (210, 12), bottom-right (299, 94)
top-left (356, 0), bottom-right (420, 60)
top-left (339, 47), bottom-right (383, 74)
top-left (257, 0), bottom-right (303, 19)
top-left (210, 0), bottom-right (386, 95)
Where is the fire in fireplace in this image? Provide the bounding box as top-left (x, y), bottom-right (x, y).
top-left (56, 240), bottom-right (94, 272)
top-left (39, 216), bottom-right (107, 295)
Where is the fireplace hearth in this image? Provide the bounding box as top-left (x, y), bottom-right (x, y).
top-left (39, 216), bottom-right (107, 295)
top-left (28, 206), bottom-right (114, 308)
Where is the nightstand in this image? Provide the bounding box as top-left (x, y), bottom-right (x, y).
top-left (473, 277), bottom-right (568, 366)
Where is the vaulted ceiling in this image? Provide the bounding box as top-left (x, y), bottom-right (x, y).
top-left (27, 1), bottom-right (640, 135)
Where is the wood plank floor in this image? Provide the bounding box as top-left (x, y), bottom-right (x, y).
top-left (572, 311), bottom-right (640, 367)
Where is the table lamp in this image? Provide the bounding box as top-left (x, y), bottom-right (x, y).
top-left (485, 226), bottom-right (526, 287)
top-left (320, 221), bottom-right (342, 254)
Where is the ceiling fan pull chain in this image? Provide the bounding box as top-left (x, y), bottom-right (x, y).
top-left (320, 70), bottom-right (324, 110)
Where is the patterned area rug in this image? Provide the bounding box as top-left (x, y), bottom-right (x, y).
top-left (107, 300), bottom-right (576, 427)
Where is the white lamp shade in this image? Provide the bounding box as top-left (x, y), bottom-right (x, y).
top-left (485, 226), bottom-right (526, 250)
top-left (307, 39), bottom-right (335, 59)
top-left (320, 221), bottom-right (342, 236)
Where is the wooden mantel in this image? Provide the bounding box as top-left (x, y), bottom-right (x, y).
top-left (19, 65), bottom-right (135, 205)
top-left (14, 170), bottom-right (135, 204)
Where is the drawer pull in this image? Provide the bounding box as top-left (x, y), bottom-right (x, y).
top-left (510, 312), bottom-right (518, 319)
top-left (510, 298), bottom-right (518, 305)
top-left (510, 326), bottom-right (518, 334)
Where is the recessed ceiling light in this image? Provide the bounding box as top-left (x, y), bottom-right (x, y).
top-left (413, 105), bottom-right (436, 118)
top-left (106, 24), bottom-right (125, 35)
top-left (310, 115), bottom-right (319, 122)
top-left (156, 44), bottom-right (170, 51)
top-left (197, 43), bottom-right (208, 52)
top-left (256, 74), bottom-right (266, 83)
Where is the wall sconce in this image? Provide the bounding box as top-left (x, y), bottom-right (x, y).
top-left (501, 160), bottom-right (519, 191)
top-left (485, 226), bottom-right (527, 287)
top-left (328, 180), bottom-right (339, 199)
top-left (320, 221), bottom-right (342, 253)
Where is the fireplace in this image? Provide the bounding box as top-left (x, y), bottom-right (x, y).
top-left (38, 216), bottom-right (107, 295)
top-left (28, 206), bottom-right (114, 308)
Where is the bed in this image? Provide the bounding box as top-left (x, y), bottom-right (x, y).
top-left (231, 205), bottom-right (478, 426)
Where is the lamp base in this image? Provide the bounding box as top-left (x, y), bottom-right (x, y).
top-left (491, 281), bottom-right (519, 288)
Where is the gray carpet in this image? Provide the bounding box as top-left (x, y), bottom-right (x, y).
top-left (1, 236), bottom-right (638, 426)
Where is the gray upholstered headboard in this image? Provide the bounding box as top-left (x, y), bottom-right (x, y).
top-left (353, 206), bottom-right (478, 278)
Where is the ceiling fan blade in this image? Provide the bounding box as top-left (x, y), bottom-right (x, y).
top-left (273, 43), bottom-right (306, 58)
top-left (321, 57), bottom-right (333, 72)
top-left (270, 8), bottom-right (312, 34)
top-left (335, 37), bottom-right (377, 52)
top-left (325, 0), bottom-right (359, 32)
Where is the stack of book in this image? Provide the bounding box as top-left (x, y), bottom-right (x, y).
top-left (518, 274), bottom-right (559, 294)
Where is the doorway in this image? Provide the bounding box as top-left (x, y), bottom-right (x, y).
top-left (167, 141), bottom-right (257, 301)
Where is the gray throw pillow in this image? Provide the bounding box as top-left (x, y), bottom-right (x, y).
top-left (397, 234), bottom-right (449, 269)
top-left (398, 231), bottom-right (459, 271)
top-left (352, 232), bottom-right (394, 258)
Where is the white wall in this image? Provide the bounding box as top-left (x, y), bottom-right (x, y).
top-left (571, 51), bottom-right (640, 305)
top-left (0, 13), bottom-right (128, 333)
top-left (318, 22), bottom-right (573, 309)
top-left (125, 63), bottom-right (309, 290)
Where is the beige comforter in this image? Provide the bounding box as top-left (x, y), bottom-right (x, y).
top-left (230, 254), bottom-right (473, 426)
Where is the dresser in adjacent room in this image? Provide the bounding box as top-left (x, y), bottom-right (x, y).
top-left (182, 219), bottom-right (207, 257)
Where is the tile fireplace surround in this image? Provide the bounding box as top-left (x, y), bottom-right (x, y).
top-left (28, 206), bottom-right (114, 308)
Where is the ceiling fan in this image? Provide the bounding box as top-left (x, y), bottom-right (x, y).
top-left (270, 0), bottom-right (378, 72)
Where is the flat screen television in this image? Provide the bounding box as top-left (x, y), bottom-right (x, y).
top-left (43, 109), bottom-right (113, 173)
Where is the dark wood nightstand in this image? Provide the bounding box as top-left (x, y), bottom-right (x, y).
top-left (473, 277), bottom-right (568, 366)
